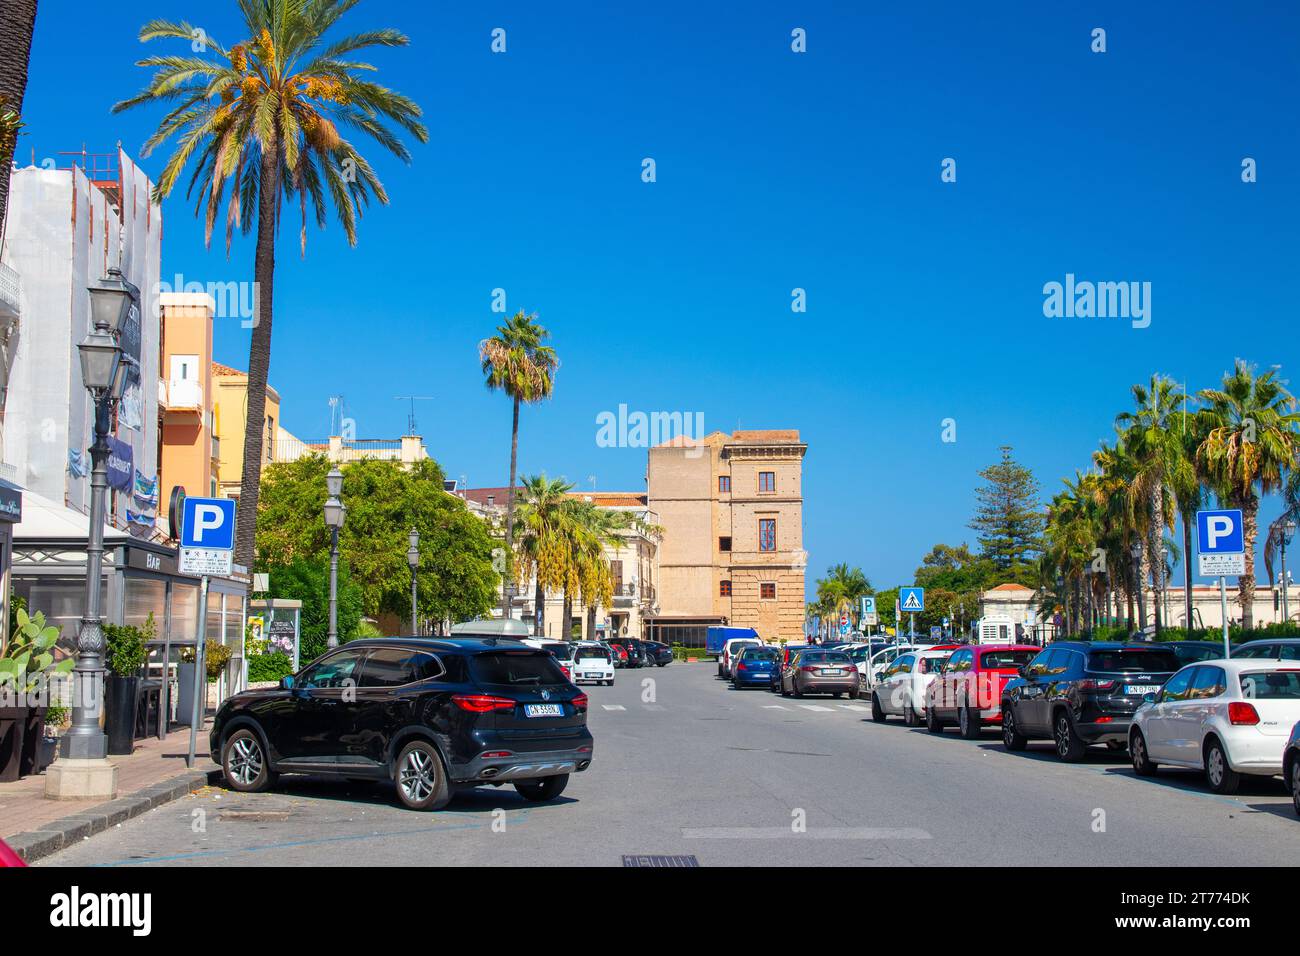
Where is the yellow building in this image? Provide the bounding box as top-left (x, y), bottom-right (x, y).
top-left (211, 361), bottom-right (282, 505)
top-left (647, 429), bottom-right (807, 645)
top-left (157, 293), bottom-right (218, 511)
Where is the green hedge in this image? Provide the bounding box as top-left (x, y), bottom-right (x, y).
top-left (247, 652), bottom-right (293, 683)
top-left (1079, 621), bottom-right (1299, 643)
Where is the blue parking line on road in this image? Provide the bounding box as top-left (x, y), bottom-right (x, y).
top-left (82, 809), bottom-right (537, 867)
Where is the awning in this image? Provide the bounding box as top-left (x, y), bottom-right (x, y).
top-left (9, 486), bottom-right (127, 542)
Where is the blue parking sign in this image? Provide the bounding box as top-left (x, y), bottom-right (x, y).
top-left (1197, 509), bottom-right (1243, 554)
top-left (181, 497), bottom-right (236, 550)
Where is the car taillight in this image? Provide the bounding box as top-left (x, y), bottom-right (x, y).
top-left (1077, 679), bottom-right (1117, 692)
top-left (451, 694), bottom-right (515, 713)
top-left (1228, 702), bottom-right (1260, 725)
top-left (481, 750), bottom-right (513, 758)
top-left (736, 664), bottom-right (748, 671)
top-left (801, 665), bottom-right (818, 672)
top-left (571, 693), bottom-right (588, 712)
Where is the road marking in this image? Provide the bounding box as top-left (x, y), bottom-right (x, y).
top-left (682, 826), bottom-right (931, 840)
top-left (762, 704), bottom-right (788, 710)
top-left (643, 704), bottom-right (665, 711)
top-left (839, 704), bottom-right (869, 712)
top-left (797, 704), bottom-right (834, 712)
top-left (602, 704), bottom-right (626, 711)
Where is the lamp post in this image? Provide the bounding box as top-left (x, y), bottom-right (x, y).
top-left (1131, 540), bottom-right (1147, 636)
top-left (47, 269), bottom-right (136, 799)
top-left (1282, 519), bottom-right (1297, 624)
top-left (407, 527), bottom-right (420, 635)
top-left (323, 467), bottom-right (346, 648)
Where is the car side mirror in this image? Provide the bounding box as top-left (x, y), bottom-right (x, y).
top-left (280, 675), bottom-right (295, 690)
top-left (1018, 665), bottom-right (1031, 678)
top-left (1142, 692), bottom-right (1156, 705)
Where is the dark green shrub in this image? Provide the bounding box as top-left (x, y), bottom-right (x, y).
top-left (247, 653), bottom-right (293, 683)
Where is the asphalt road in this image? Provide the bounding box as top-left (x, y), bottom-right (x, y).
top-left (41, 660), bottom-right (1300, 866)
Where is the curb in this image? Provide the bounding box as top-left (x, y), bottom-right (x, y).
top-left (6, 768), bottom-right (217, 864)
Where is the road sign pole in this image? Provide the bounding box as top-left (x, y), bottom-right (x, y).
top-left (1219, 575), bottom-right (1230, 659)
top-left (187, 575), bottom-right (209, 769)
top-left (909, 612), bottom-right (915, 640)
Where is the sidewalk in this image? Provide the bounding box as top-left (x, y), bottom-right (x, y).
top-left (0, 723), bottom-right (218, 861)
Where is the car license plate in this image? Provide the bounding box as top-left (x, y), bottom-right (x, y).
top-left (525, 703), bottom-right (564, 717)
top-left (584, 672), bottom-right (601, 679)
top-left (1125, 684), bottom-right (1159, 696)
top-left (820, 668), bottom-right (843, 676)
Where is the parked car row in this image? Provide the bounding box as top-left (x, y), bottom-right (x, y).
top-left (722, 641), bottom-right (861, 699)
top-left (864, 636), bottom-right (1300, 814)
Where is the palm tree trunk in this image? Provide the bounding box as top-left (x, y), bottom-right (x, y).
top-left (1150, 484), bottom-right (1165, 635)
top-left (1181, 510), bottom-right (1194, 630)
top-left (501, 396), bottom-right (520, 617)
top-left (0, 0), bottom-right (38, 249)
top-left (562, 592), bottom-right (572, 640)
top-left (1240, 494), bottom-right (1259, 631)
top-left (586, 604), bottom-right (597, 641)
top-left (1135, 539), bottom-right (1149, 632)
top-left (533, 580), bottom-right (545, 637)
top-left (233, 146), bottom-right (279, 569)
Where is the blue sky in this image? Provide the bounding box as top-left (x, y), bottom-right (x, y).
top-left (19, 1), bottom-right (1300, 593)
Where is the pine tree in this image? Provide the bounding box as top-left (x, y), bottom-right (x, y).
top-left (968, 446), bottom-right (1045, 570)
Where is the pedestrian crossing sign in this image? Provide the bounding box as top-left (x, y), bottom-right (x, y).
top-left (900, 587), bottom-right (925, 612)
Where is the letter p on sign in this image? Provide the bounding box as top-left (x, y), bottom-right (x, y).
top-left (1197, 509), bottom-right (1243, 555)
top-left (180, 496), bottom-right (236, 551)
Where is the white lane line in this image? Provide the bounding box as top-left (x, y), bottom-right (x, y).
top-left (839, 704), bottom-right (869, 712)
top-left (643, 704), bottom-right (665, 711)
top-left (601, 704), bottom-right (626, 711)
top-left (797, 704), bottom-right (834, 712)
top-left (762, 704), bottom-right (789, 710)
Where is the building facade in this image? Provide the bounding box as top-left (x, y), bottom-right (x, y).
top-left (211, 361), bottom-right (283, 503)
top-left (647, 429), bottom-right (807, 645)
top-left (158, 294), bottom-right (219, 506)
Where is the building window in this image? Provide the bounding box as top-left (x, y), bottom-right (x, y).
top-left (719, 580), bottom-right (732, 597)
top-left (718, 536), bottom-right (731, 552)
top-left (760, 582), bottom-right (776, 600)
top-left (758, 471), bottom-right (776, 493)
top-left (265, 415), bottom-right (275, 462)
top-left (718, 475), bottom-right (730, 493)
top-left (610, 559), bottom-right (624, 593)
top-left (759, 519), bottom-right (776, 552)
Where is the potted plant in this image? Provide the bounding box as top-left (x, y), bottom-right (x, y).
top-left (0, 608), bottom-right (74, 779)
top-left (103, 618), bottom-right (148, 756)
top-left (178, 638), bottom-right (232, 722)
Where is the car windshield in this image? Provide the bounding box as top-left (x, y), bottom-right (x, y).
top-left (980, 649), bottom-right (1034, 669)
top-left (1087, 649), bottom-right (1178, 673)
top-left (471, 651), bottom-right (569, 686)
top-left (575, 647), bottom-right (609, 662)
top-left (800, 651), bottom-right (852, 665)
top-left (919, 655), bottom-right (952, 673)
top-left (1239, 670), bottom-right (1300, 699)
top-left (1171, 644), bottom-right (1221, 663)
top-left (730, 642), bottom-right (758, 653)
top-left (741, 648), bottom-right (779, 662)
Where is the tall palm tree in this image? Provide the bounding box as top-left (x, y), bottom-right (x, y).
top-left (1117, 375), bottom-right (1184, 635)
top-left (0, 0), bottom-right (38, 246)
top-left (114, 1), bottom-right (428, 566)
top-left (1092, 439), bottom-right (1141, 628)
top-left (513, 474), bottom-right (576, 637)
top-left (815, 563), bottom-right (872, 631)
top-left (479, 311), bottom-right (558, 615)
top-left (1198, 360), bottom-right (1300, 629)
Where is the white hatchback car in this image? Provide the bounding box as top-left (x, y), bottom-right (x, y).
top-left (570, 643), bottom-right (615, 686)
top-left (718, 639), bottom-right (762, 679)
top-left (1130, 658), bottom-right (1300, 794)
top-left (869, 648), bottom-right (955, 726)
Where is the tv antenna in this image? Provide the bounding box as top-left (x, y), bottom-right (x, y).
top-left (395, 395), bottom-right (435, 434)
top-left (328, 395), bottom-right (345, 435)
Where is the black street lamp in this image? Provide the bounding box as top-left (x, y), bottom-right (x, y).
top-left (1130, 540), bottom-right (1146, 635)
top-left (407, 527), bottom-right (420, 635)
top-left (50, 270), bottom-right (136, 798)
top-left (323, 467), bottom-right (346, 648)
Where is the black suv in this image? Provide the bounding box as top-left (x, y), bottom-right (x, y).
top-left (1000, 641), bottom-right (1178, 761)
top-left (210, 638), bottom-right (593, 810)
top-left (642, 640), bottom-right (673, 667)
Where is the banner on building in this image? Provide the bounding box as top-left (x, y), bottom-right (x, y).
top-left (106, 436), bottom-right (134, 491)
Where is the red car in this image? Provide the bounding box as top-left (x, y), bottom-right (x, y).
top-left (926, 644), bottom-right (1039, 738)
top-left (0, 837), bottom-right (25, 868)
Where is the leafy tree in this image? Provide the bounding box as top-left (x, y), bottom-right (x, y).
top-left (514, 474), bottom-right (577, 636)
top-left (480, 311), bottom-right (559, 616)
top-left (1197, 360), bottom-right (1300, 629)
top-left (268, 558), bottom-right (363, 666)
top-left (114, 0), bottom-right (428, 567)
top-left (968, 445), bottom-right (1045, 571)
top-left (0, 0), bottom-right (37, 239)
top-left (255, 456), bottom-right (498, 628)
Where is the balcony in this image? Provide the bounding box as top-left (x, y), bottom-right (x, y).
top-left (0, 261), bottom-right (20, 321)
top-left (160, 378), bottom-right (203, 414)
top-left (611, 582), bottom-right (655, 607)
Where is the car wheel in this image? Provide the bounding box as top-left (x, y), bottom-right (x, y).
top-left (1053, 710), bottom-right (1087, 762)
top-left (848, 686), bottom-right (860, 700)
top-left (958, 705), bottom-right (980, 740)
top-left (926, 704), bottom-right (944, 734)
top-left (1130, 730), bottom-right (1158, 776)
top-left (515, 773), bottom-right (569, 802)
top-left (1001, 706), bottom-right (1027, 751)
top-left (903, 701), bottom-right (920, 728)
top-left (832, 691), bottom-right (843, 699)
top-left (1291, 760), bottom-right (1300, 818)
top-left (781, 683), bottom-right (791, 697)
top-left (870, 692), bottom-right (886, 723)
top-left (1204, 739), bottom-right (1241, 795)
top-left (222, 728), bottom-right (274, 793)
top-left (394, 739), bottom-right (452, 811)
